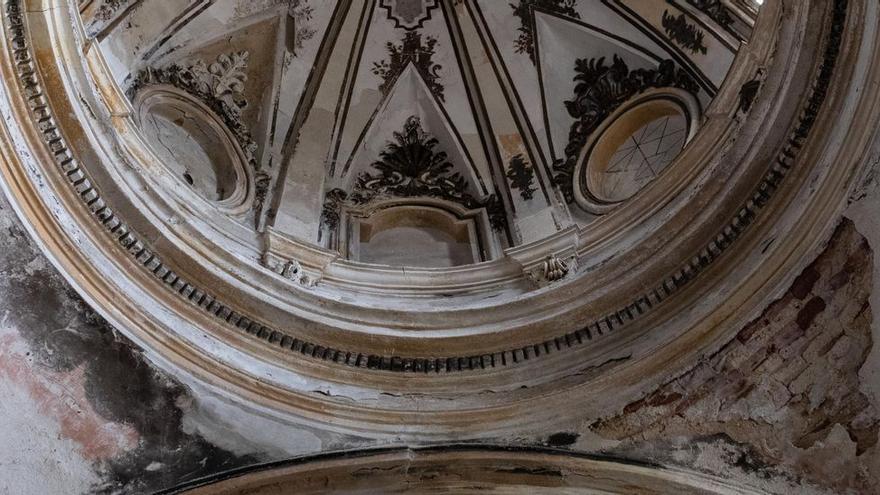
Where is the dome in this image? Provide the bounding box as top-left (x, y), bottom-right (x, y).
top-left (1, 0), bottom-right (870, 447)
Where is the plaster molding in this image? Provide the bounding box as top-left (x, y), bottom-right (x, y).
top-left (0, 0), bottom-right (876, 439)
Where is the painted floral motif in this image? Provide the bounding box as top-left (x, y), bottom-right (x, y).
top-left (373, 32), bottom-right (444, 101)
top-left (323, 117), bottom-right (506, 231)
top-left (662, 11), bottom-right (707, 55)
top-left (510, 0), bottom-right (579, 63)
top-left (127, 52), bottom-right (272, 221)
top-left (506, 154), bottom-right (537, 201)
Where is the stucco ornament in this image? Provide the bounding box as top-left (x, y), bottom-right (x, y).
top-left (0, 0), bottom-right (873, 445)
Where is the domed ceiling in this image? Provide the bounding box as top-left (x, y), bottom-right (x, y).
top-left (4, 0), bottom-right (869, 438)
top-left (93, 0), bottom-right (743, 261)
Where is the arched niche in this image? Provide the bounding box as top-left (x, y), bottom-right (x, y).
top-left (134, 85), bottom-right (253, 215)
top-left (337, 199), bottom-right (501, 268)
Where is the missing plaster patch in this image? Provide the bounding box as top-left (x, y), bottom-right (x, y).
top-left (589, 219), bottom-right (879, 493)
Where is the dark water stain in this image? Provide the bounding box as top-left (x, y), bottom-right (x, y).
top-left (545, 432), bottom-right (579, 448)
top-left (795, 296), bottom-right (827, 330)
top-left (0, 196), bottom-right (261, 494)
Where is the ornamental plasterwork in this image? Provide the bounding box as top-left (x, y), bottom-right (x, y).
top-left (685, 0), bottom-right (735, 28)
top-left (525, 253), bottom-right (574, 288)
top-left (554, 55), bottom-right (701, 204)
top-left (127, 52), bottom-right (271, 220)
top-left (372, 31), bottom-right (444, 101)
top-left (2, 0), bottom-right (867, 442)
top-left (94, 0), bottom-right (735, 269)
top-left (506, 154), bottom-right (537, 201)
top-left (350, 117), bottom-right (474, 206)
top-left (511, 0), bottom-right (580, 62)
top-left (323, 116), bottom-right (506, 232)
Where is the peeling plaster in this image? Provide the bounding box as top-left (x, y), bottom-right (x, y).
top-left (0, 195), bottom-right (261, 494)
top-left (586, 218), bottom-right (880, 494)
top-left (845, 142), bottom-right (880, 414)
top-left (0, 346), bottom-right (101, 495)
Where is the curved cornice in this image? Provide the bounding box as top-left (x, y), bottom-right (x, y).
top-left (0, 0), bottom-right (876, 436)
top-left (160, 445), bottom-right (768, 494)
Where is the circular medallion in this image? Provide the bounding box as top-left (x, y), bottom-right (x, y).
top-left (135, 86), bottom-right (252, 213)
top-left (574, 90), bottom-right (700, 215)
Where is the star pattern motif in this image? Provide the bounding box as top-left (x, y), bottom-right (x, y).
top-left (602, 115), bottom-right (687, 201)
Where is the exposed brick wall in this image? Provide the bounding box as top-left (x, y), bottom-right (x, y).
top-left (592, 219), bottom-right (879, 493)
